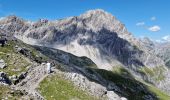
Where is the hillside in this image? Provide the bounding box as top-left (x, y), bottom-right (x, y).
top-left (0, 32), bottom-right (169, 100)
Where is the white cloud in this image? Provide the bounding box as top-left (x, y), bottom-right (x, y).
top-left (148, 25), bottom-right (160, 32)
top-left (162, 35), bottom-right (170, 42)
top-left (156, 35), bottom-right (170, 43)
top-left (136, 22), bottom-right (145, 26)
top-left (151, 16), bottom-right (156, 21)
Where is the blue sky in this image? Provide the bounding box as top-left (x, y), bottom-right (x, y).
top-left (0, 0), bottom-right (170, 41)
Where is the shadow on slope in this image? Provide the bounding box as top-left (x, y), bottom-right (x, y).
top-left (33, 46), bottom-right (170, 100)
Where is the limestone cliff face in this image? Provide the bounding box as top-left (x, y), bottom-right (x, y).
top-left (156, 43), bottom-right (170, 68)
top-left (0, 9), bottom-right (169, 93)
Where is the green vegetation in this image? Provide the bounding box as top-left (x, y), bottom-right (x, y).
top-left (133, 45), bottom-right (139, 50)
top-left (38, 75), bottom-right (98, 100)
top-left (16, 40), bottom-right (49, 63)
top-left (138, 66), bottom-right (166, 81)
top-left (0, 40), bottom-right (48, 76)
top-left (0, 85), bottom-right (10, 98)
top-left (93, 66), bottom-right (170, 100)
top-left (0, 41), bottom-right (31, 76)
top-left (70, 56), bottom-right (97, 68)
top-left (94, 67), bottom-right (143, 100)
top-left (146, 83), bottom-right (170, 100)
top-left (0, 85), bottom-right (24, 99)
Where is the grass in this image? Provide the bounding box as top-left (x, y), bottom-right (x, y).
top-left (0, 53), bottom-right (31, 76)
top-left (0, 85), bottom-right (10, 99)
top-left (0, 42), bottom-right (31, 76)
top-left (138, 66), bottom-right (166, 82)
top-left (146, 83), bottom-right (170, 100)
top-left (0, 40), bottom-right (48, 76)
top-left (137, 79), bottom-right (170, 100)
top-left (38, 74), bottom-right (98, 100)
top-left (0, 85), bottom-right (24, 100)
top-left (70, 55), bottom-right (97, 68)
top-left (93, 66), bottom-right (170, 100)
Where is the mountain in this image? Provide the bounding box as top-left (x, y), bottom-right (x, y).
top-left (1, 29), bottom-right (165, 100)
top-left (0, 30), bottom-right (169, 100)
top-left (0, 9), bottom-right (170, 99)
top-left (0, 29), bottom-right (123, 100)
top-left (0, 10), bottom-right (165, 69)
top-left (156, 43), bottom-right (170, 68)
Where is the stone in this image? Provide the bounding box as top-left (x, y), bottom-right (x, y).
top-left (106, 91), bottom-right (121, 100)
top-left (121, 97), bottom-right (127, 100)
top-left (0, 59), bottom-right (6, 69)
top-left (0, 71), bottom-right (11, 85)
top-left (18, 72), bottom-right (27, 80)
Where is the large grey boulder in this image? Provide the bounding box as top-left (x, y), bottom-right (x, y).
top-left (0, 59), bottom-right (6, 69)
top-left (106, 91), bottom-right (121, 100)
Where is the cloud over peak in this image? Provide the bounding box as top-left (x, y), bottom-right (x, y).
top-left (162, 35), bottom-right (170, 42)
top-left (148, 25), bottom-right (160, 32)
top-left (156, 35), bottom-right (170, 43)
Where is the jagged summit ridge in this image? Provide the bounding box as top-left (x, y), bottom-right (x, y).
top-left (79, 9), bottom-right (132, 39)
top-left (0, 9), bottom-right (134, 42)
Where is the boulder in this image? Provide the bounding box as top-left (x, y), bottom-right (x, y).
top-left (10, 72), bottom-right (27, 85)
top-left (15, 46), bottom-right (43, 63)
top-left (121, 97), bottom-right (127, 100)
top-left (106, 91), bottom-right (121, 100)
top-left (0, 71), bottom-right (11, 85)
top-left (18, 72), bottom-right (27, 80)
top-left (0, 59), bottom-right (6, 69)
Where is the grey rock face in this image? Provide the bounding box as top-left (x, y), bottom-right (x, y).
top-left (156, 43), bottom-right (170, 68)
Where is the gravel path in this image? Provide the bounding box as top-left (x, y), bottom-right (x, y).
top-left (14, 64), bottom-right (49, 100)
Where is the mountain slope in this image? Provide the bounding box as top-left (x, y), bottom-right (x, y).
top-left (34, 46), bottom-right (170, 100)
top-left (0, 28), bottom-right (170, 100)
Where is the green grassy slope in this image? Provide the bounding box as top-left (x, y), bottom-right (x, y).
top-left (38, 74), bottom-right (98, 100)
top-left (94, 67), bottom-right (170, 100)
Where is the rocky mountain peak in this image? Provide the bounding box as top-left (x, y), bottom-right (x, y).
top-left (0, 15), bottom-right (23, 23)
top-left (80, 9), bottom-right (113, 19)
top-left (79, 9), bottom-right (118, 31)
top-left (77, 9), bottom-right (134, 42)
